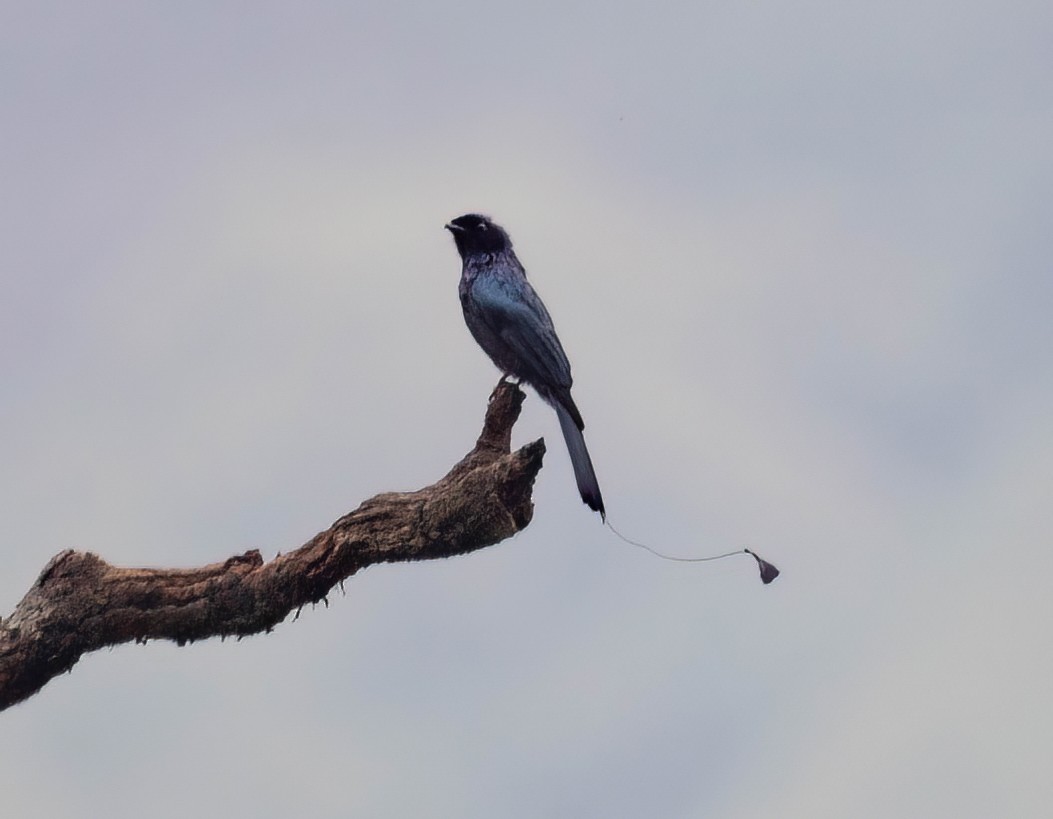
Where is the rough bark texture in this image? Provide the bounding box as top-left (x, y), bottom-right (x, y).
top-left (0, 382), bottom-right (544, 711)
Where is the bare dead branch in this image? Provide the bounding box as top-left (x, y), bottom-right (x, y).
top-left (0, 382), bottom-right (544, 711)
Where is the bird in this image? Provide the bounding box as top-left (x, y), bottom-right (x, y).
top-left (445, 213), bottom-right (605, 519)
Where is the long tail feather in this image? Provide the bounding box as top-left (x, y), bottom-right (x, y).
top-left (555, 403), bottom-right (605, 519)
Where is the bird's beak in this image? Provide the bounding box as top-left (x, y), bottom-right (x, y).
top-left (444, 223), bottom-right (464, 233)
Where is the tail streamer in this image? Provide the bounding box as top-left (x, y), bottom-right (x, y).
top-left (605, 520), bottom-right (780, 585)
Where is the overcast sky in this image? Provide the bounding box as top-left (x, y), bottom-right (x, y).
top-left (2, 3), bottom-right (1051, 817)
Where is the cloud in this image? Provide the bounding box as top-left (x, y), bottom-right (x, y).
top-left (2, 3), bottom-right (1050, 817)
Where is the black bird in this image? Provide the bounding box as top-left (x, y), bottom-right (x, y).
top-left (446, 214), bottom-right (605, 518)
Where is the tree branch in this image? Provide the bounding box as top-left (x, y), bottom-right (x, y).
top-left (0, 382), bottom-right (544, 711)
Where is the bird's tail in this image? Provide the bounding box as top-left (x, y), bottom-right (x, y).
top-left (555, 403), bottom-right (605, 519)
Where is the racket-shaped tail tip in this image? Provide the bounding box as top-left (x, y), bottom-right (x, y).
top-left (745, 549), bottom-right (780, 585)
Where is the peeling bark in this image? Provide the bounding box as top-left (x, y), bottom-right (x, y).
top-left (0, 382), bottom-right (544, 711)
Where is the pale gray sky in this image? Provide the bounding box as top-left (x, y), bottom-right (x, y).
top-left (2, 3), bottom-right (1051, 817)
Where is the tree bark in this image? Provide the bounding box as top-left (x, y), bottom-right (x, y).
top-left (0, 382), bottom-right (543, 711)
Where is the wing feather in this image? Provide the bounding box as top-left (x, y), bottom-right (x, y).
top-left (469, 274), bottom-right (573, 391)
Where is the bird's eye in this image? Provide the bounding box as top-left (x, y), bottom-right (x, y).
top-left (478, 222), bottom-right (488, 231)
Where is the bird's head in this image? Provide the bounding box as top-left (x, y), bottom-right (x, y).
top-left (445, 213), bottom-right (511, 258)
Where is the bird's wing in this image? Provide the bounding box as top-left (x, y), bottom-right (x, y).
top-left (469, 274), bottom-right (574, 390)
